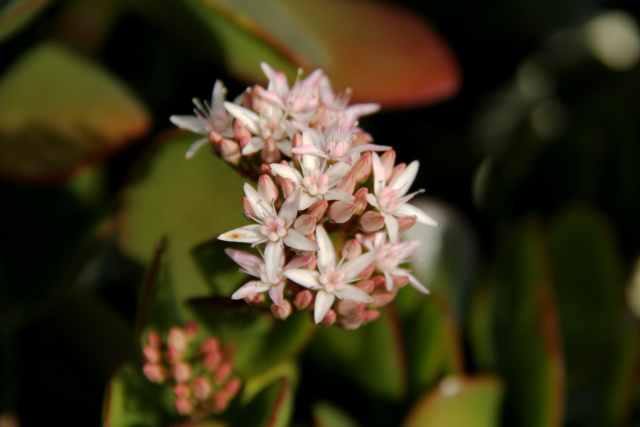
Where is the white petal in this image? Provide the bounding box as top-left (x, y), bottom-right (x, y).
top-left (185, 137), bottom-right (209, 159)
top-left (324, 188), bottom-right (355, 202)
top-left (384, 270), bottom-right (394, 291)
top-left (406, 272), bottom-right (429, 294)
top-left (284, 269), bottom-right (321, 290)
top-left (224, 102), bottom-right (260, 134)
top-left (371, 152), bottom-right (385, 196)
top-left (315, 225), bottom-right (336, 271)
top-left (365, 193), bottom-right (380, 209)
top-left (391, 160), bottom-right (419, 196)
top-left (269, 282), bottom-right (286, 306)
top-left (342, 251), bottom-right (377, 282)
top-left (285, 255), bottom-right (313, 270)
top-left (385, 214), bottom-right (399, 244)
top-left (301, 154), bottom-right (319, 175)
top-left (327, 162), bottom-right (353, 186)
top-left (270, 163), bottom-right (302, 184)
top-left (231, 280), bottom-right (271, 300)
top-left (265, 242), bottom-right (283, 284)
top-left (394, 203), bottom-right (438, 226)
top-left (242, 137), bottom-right (265, 155)
top-left (348, 143), bottom-right (391, 155)
top-left (314, 290), bottom-right (335, 324)
top-left (225, 249), bottom-right (263, 277)
top-left (276, 139), bottom-right (292, 157)
top-left (244, 182), bottom-right (273, 221)
top-left (170, 115), bottom-right (207, 134)
top-left (283, 229), bottom-right (319, 252)
top-left (291, 144), bottom-right (326, 158)
top-left (279, 188), bottom-right (301, 225)
top-left (335, 284), bottom-right (374, 304)
top-left (299, 193), bottom-right (318, 210)
top-left (218, 225), bottom-right (264, 243)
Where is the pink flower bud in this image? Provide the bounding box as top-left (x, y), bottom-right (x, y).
top-left (363, 310), bottom-right (380, 323)
top-left (220, 138), bottom-right (241, 165)
top-left (222, 377), bottom-right (242, 398)
top-left (393, 275), bottom-right (410, 289)
top-left (208, 131), bottom-right (223, 155)
top-left (168, 327), bottom-right (187, 353)
top-left (329, 201), bottom-right (356, 223)
top-left (281, 178), bottom-right (296, 199)
top-left (271, 299), bottom-right (292, 320)
top-left (359, 262), bottom-right (375, 280)
top-left (294, 290), bottom-right (313, 310)
top-left (352, 151), bottom-right (372, 182)
top-left (167, 346), bottom-right (182, 363)
top-left (173, 384), bottom-right (190, 399)
top-left (305, 254), bottom-right (317, 270)
top-left (244, 293), bottom-right (265, 306)
top-left (173, 362), bottom-right (192, 383)
top-left (202, 351), bottom-right (221, 371)
top-left (380, 149), bottom-right (396, 178)
top-left (146, 331), bottom-right (161, 349)
top-left (142, 346), bottom-right (161, 364)
top-left (143, 363), bottom-right (166, 383)
top-left (174, 398), bottom-right (193, 415)
top-left (372, 292), bottom-right (397, 307)
top-left (371, 275), bottom-right (386, 291)
top-left (398, 216), bottom-right (417, 232)
top-left (336, 172), bottom-right (356, 195)
top-left (213, 362), bottom-right (233, 383)
top-left (294, 214), bottom-right (316, 235)
top-left (261, 137), bottom-right (280, 164)
top-left (242, 196), bottom-right (256, 218)
top-left (356, 279), bottom-right (375, 294)
top-left (291, 132), bottom-right (303, 163)
top-left (321, 308), bottom-right (337, 326)
top-left (200, 337), bottom-right (220, 355)
top-left (184, 320), bottom-right (198, 337)
top-left (360, 211), bottom-right (385, 232)
top-left (353, 187), bottom-right (369, 213)
top-left (259, 162), bottom-right (272, 176)
top-left (234, 119), bottom-right (251, 149)
top-left (337, 300), bottom-right (364, 317)
top-left (258, 175), bottom-right (279, 204)
top-left (191, 376), bottom-right (212, 400)
top-left (341, 239), bottom-right (362, 260)
top-left (211, 393), bottom-right (229, 412)
top-left (307, 200), bottom-right (328, 220)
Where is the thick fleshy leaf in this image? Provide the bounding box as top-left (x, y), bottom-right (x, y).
top-left (312, 401), bottom-right (360, 427)
top-left (223, 378), bottom-right (294, 427)
top-left (183, 0), bottom-right (460, 108)
top-left (310, 306), bottom-right (406, 399)
top-left (0, 43), bottom-right (149, 182)
top-left (117, 131), bottom-right (246, 316)
top-left (0, 0), bottom-right (51, 44)
top-left (402, 376), bottom-right (503, 427)
top-left (548, 207), bottom-right (639, 425)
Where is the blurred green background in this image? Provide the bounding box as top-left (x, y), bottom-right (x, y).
top-left (1, 0), bottom-right (640, 425)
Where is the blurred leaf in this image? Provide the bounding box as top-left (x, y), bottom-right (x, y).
top-left (493, 219), bottom-right (564, 427)
top-left (548, 207), bottom-right (637, 425)
top-left (224, 378), bottom-right (294, 427)
top-left (0, 0), bottom-right (51, 44)
top-left (310, 306), bottom-right (406, 400)
top-left (188, 298), bottom-right (313, 377)
top-left (467, 278), bottom-right (498, 372)
top-left (185, 0), bottom-right (460, 108)
top-left (0, 42), bottom-right (149, 182)
top-left (312, 401), bottom-right (360, 427)
top-left (191, 239), bottom-right (247, 297)
top-left (117, 132), bottom-right (246, 317)
top-left (402, 375), bottom-right (503, 427)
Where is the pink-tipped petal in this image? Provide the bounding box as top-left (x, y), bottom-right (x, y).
top-left (218, 225), bottom-right (263, 244)
top-left (231, 281), bottom-right (272, 300)
top-left (335, 284), bottom-right (374, 304)
top-left (395, 203), bottom-right (438, 226)
top-left (269, 282), bottom-right (286, 306)
top-left (283, 229), bottom-right (320, 251)
top-left (314, 290), bottom-right (336, 324)
top-left (315, 226), bottom-right (336, 271)
top-left (285, 269), bottom-right (322, 290)
top-left (225, 248), bottom-right (262, 277)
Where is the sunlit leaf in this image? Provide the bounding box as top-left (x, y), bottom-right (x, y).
top-left (0, 42), bottom-right (149, 182)
top-left (0, 0), bottom-right (51, 44)
top-left (402, 376), bottom-right (503, 427)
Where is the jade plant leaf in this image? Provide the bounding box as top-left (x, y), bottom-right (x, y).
top-left (0, 42), bottom-right (150, 182)
top-left (548, 207), bottom-right (639, 425)
top-left (402, 376), bottom-right (503, 427)
top-left (310, 306), bottom-right (406, 400)
top-left (183, 0), bottom-right (460, 108)
top-left (117, 131), bottom-right (246, 318)
top-left (493, 219), bottom-right (564, 427)
top-left (223, 378), bottom-right (294, 427)
top-left (312, 401), bottom-right (361, 427)
top-left (0, 0), bottom-right (51, 44)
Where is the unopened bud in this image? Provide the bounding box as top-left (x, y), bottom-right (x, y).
top-left (294, 290), bottom-right (313, 310)
top-left (142, 346), bottom-right (161, 364)
top-left (173, 384), bottom-right (190, 399)
top-left (281, 178), bottom-right (296, 199)
top-left (360, 211), bottom-right (385, 232)
top-left (339, 312), bottom-right (365, 331)
top-left (398, 216), bottom-right (417, 232)
top-left (305, 254), bottom-right (317, 270)
top-left (307, 200), bottom-right (328, 220)
top-left (258, 175), bottom-right (279, 204)
top-left (234, 119), bottom-right (251, 149)
top-left (259, 162), bottom-right (272, 175)
top-left (213, 362), bottom-right (233, 383)
top-left (342, 239), bottom-right (362, 261)
top-left (175, 398), bottom-right (193, 415)
top-left (293, 214), bottom-right (316, 235)
top-left (192, 376), bottom-right (212, 400)
top-left (261, 137), bottom-right (280, 164)
top-left (321, 308), bottom-right (337, 326)
top-left (337, 300), bottom-right (364, 317)
top-left (393, 275), bottom-right (410, 289)
top-left (271, 299), bottom-right (292, 320)
top-left (356, 279), bottom-right (375, 294)
top-left (184, 320), bottom-right (198, 337)
top-left (146, 331), bottom-right (161, 349)
top-left (363, 310), bottom-right (380, 323)
top-left (222, 377), bottom-right (242, 398)
top-left (336, 172), bottom-right (356, 195)
top-left (202, 351), bottom-right (221, 371)
top-left (373, 292), bottom-right (397, 307)
top-left (220, 138), bottom-right (241, 165)
top-left (143, 363), bottom-right (166, 383)
top-left (168, 327), bottom-right (187, 353)
top-left (211, 392), bottom-right (229, 412)
top-left (329, 201), bottom-right (356, 223)
top-left (353, 187), bottom-right (369, 213)
top-left (208, 130), bottom-right (223, 155)
top-left (359, 262), bottom-right (375, 280)
top-left (244, 293), bottom-right (265, 306)
top-left (380, 149), bottom-right (396, 178)
top-left (242, 196), bottom-right (256, 219)
top-left (371, 275), bottom-right (386, 291)
top-left (173, 362), bottom-right (192, 383)
top-left (352, 151), bottom-right (372, 182)
top-left (200, 337), bottom-right (220, 355)
top-left (167, 346), bottom-right (182, 363)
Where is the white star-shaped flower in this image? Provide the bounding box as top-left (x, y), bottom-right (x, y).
top-left (285, 225), bottom-right (375, 323)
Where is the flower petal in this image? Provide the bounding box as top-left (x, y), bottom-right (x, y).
top-left (170, 115), bottom-right (207, 134)
top-left (224, 102), bottom-right (260, 134)
top-left (285, 255), bottom-right (313, 270)
top-left (242, 137), bottom-right (265, 155)
top-left (185, 137), bottom-right (209, 159)
top-left (270, 163), bottom-right (302, 184)
top-left (335, 284), bottom-right (374, 303)
top-left (225, 249), bottom-right (263, 277)
top-left (314, 290), bottom-right (335, 324)
top-left (315, 225), bottom-right (336, 271)
top-left (284, 269), bottom-right (321, 290)
top-left (324, 188), bottom-right (355, 202)
top-left (395, 203), bottom-right (438, 226)
top-left (279, 188), bottom-right (301, 225)
top-left (391, 160), bottom-right (419, 196)
top-left (231, 280), bottom-right (271, 300)
top-left (406, 272), bottom-right (429, 294)
top-left (385, 214), bottom-right (399, 244)
top-left (342, 251), bottom-right (377, 282)
top-left (265, 241), bottom-right (284, 284)
top-left (218, 224), bottom-right (264, 244)
top-left (269, 282), bottom-right (286, 306)
top-left (283, 229), bottom-right (320, 251)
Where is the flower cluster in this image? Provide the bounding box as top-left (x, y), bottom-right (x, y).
top-left (171, 63), bottom-right (437, 330)
top-left (141, 321), bottom-right (242, 417)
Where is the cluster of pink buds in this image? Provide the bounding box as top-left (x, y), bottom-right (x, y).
top-left (171, 63), bottom-right (437, 330)
top-left (141, 321), bottom-right (242, 417)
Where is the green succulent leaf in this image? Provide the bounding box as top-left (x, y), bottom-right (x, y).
top-left (0, 0), bottom-right (51, 44)
top-left (402, 376), bottom-right (503, 427)
top-left (223, 377), bottom-right (294, 427)
top-left (312, 401), bottom-right (361, 427)
top-left (0, 42), bottom-right (149, 182)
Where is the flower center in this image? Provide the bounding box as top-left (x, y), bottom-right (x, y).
top-left (376, 244), bottom-right (400, 270)
top-left (302, 171), bottom-right (329, 197)
top-left (379, 187), bottom-right (401, 212)
top-left (259, 215), bottom-right (287, 242)
top-left (319, 267), bottom-right (346, 293)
